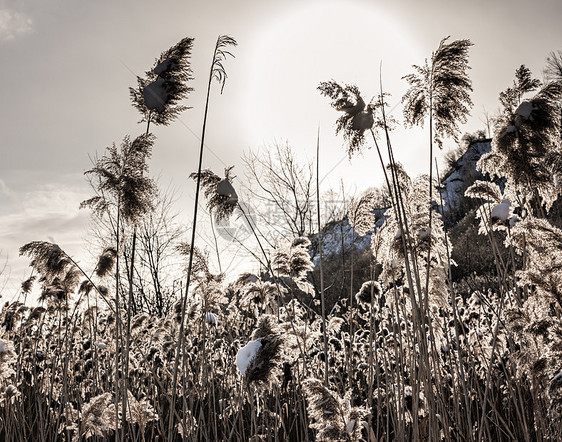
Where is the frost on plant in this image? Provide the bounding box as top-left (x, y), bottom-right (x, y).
top-left (374, 166), bottom-right (450, 309)
top-left (303, 378), bottom-right (367, 441)
top-left (272, 237), bottom-right (315, 295)
top-left (478, 68), bottom-right (562, 211)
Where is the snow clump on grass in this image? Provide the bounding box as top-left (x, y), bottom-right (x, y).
top-left (143, 78), bottom-right (169, 112)
top-left (491, 199), bottom-right (510, 222)
top-left (515, 101), bottom-right (536, 121)
top-left (205, 312), bottom-right (217, 325)
top-left (236, 340), bottom-right (262, 376)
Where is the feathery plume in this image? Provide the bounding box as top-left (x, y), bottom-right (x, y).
top-left (348, 189), bottom-right (378, 236)
top-left (190, 167), bottom-right (238, 221)
top-left (95, 247), bottom-right (117, 278)
top-left (303, 378), bottom-right (367, 441)
top-left (82, 134), bottom-right (157, 225)
top-left (318, 81), bottom-right (378, 157)
top-left (130, 37), bottom-right (194, 125)
top-left (402, 36), bottom-right (473, 148)
top-left (237, 316), bottom-right (284, 387)
top-left (355, 280), bottom-right (382, 305)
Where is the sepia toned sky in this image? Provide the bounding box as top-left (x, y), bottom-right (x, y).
top-left (0, 0), bottom-right (561, 296)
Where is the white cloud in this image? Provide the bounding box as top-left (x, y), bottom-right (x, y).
top-left (0, 178), bottom-right (18, 203)
top-left (0, 182), bottom-right (91, 300)
top-left (0, 8), bottom-right (33, 41)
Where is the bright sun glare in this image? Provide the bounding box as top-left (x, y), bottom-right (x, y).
top-left (245, 1), bottom-right (421, 152)
top-left (241, 1), bottom-right (425, 191)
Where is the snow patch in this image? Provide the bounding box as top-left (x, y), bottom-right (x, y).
top-left (154, 58), bottom-right (177, 75)
top-left (217, 179), bottom-right (238, 205)
top-left (312, 215), bottom-right (379, 266)
top-left (509, 214), bottom-right (521, 227)
top-left (143, 78), bottom-right (168, 112)
top-left (440, 140), bottom-right (491, 213)
top-left (499, 125), bottom-right (517, 141)
top-left (205, 312), bottom-right (217, 325)
top-left (491, 199), bottom-right (510, 222)
top-left (516, 101), bottom-right (535, 121)
top-left (236, 339), bottom-right (262, 375)
top-left (245, 274), bottom-right (258, 283)
top-left (338, 96), bottom-right (365, 114)
top-left (351, 111), bottom-right (374, 131)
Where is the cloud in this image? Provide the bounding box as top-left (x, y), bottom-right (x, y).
top-left (0, 181), bottom-right (91, 300)
top-left (0, 8), bottom-right (33, 41)
top-left (0, 177), bottom-right (18, 203)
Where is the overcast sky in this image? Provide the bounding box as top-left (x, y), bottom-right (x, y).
top-left (1, 0), bottom-right (561, 297)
